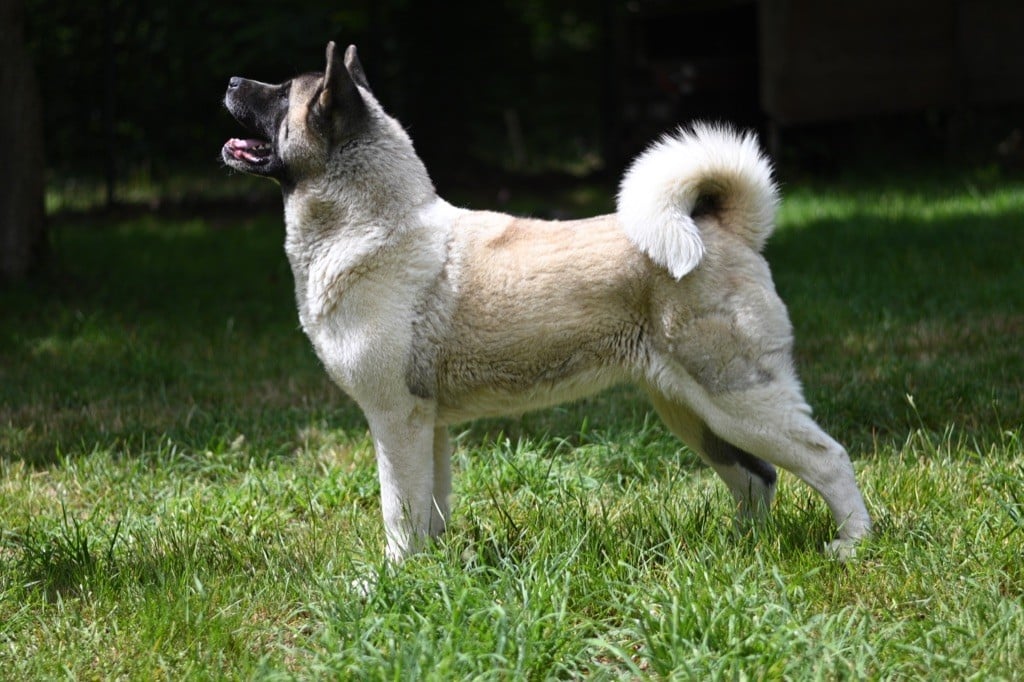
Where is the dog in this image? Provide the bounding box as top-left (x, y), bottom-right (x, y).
top-left (222, 42), bottom-right (871, 563)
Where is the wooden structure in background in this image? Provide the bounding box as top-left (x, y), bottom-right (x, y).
top-left (759, 0), bottom-right (1024, 126)
top-left (626, 0), bottom-right (1024, 144)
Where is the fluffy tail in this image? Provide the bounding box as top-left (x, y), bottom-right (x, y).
top-left (616, 123), bottom-right (779, 280)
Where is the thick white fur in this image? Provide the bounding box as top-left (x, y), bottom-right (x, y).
top-left (617, 124), bottom-right (780, 279)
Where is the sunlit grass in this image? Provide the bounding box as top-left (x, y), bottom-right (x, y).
top-left (1, 168), bottom-right (1023, 677)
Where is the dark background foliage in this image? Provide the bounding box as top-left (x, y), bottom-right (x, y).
top-left (26, 0), bottom-right (621, 188)
top-left (20, 0), bottom-right (1024, 201)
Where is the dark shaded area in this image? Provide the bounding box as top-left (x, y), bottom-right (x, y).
top-left (768, 185), bottom-right (1024, 448)
top-left (0, 215), bottom-right (368, 466)
top-left (25, 0), bottom-right (623, 197)
top-left (1, 0), bottom-right (46, 280)
top-left (20, 0), bottom-right (1024, 208)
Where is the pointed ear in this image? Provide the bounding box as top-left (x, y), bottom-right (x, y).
top-left (316, 41), bottom-right (366, 139)
top-left (344, 44), bottom-right (371, 91)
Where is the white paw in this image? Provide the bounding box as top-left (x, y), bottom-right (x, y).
top-left (348, 568), bottom-right (380, 599)
top-left (824, 538), bottom-right (860, 561)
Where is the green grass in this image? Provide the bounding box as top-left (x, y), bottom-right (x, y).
top-left (2, 168), bottom-right (1023, 679)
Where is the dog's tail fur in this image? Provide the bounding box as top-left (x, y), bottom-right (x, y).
top-left (616, 123), bottom-right (779, 279)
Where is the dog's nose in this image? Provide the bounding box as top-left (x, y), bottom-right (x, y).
top-left (228, 77), bottom-right (242, 89)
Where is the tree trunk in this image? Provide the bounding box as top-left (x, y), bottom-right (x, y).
top-left (0, 0), bottom-right (47, 281)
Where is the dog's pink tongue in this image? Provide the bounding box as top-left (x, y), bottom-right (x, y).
top-left (225, 138), bottom-right (267, 162)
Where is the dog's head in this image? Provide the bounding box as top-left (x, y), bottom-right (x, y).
top-left (222, 42), bottom-right (370, 185)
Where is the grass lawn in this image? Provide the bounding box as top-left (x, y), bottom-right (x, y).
top-left (2, 168), bottom-right (1023, 678)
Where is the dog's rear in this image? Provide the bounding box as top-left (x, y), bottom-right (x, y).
top-left (618, 125), bottom-right (870, 553)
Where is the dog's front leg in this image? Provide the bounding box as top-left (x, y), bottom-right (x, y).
top-left (367, 403), bottom-right (437, 562)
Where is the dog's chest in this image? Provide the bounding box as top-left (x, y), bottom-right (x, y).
top-left (301, 275), bottom-right (417, 404)
top-left (285, 224), bottom-right (446, 408)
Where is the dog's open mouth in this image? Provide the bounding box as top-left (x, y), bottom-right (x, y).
top-left (224, 138), bottom-right (273, 166)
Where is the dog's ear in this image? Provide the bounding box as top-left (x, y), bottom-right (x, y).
top-left (316, 41), bottom-right (366, 140)
top-left (344, 45), bottom-right (371, 91)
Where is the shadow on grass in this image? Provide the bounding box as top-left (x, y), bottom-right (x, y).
top-left (2, 175), bottom-right (1022, 467)
top-left (1, 213), bottom-right (366, 466)
top-left (769, 194), bottom-right (1024, 451)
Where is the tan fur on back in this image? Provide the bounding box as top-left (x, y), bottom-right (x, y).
top-left (433, 213), bottom-right (651, 421)
top-left (432, 210), bottom-right (795, 423)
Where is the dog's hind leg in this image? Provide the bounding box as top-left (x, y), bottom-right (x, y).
top-left (693, 382), bottom-right (871, 554)
top-left (367, 403), bottom-right (437, 563)
top-left (700, 429), bottom-right (777, 521)
top-left (430, 427), bottom-right (452, 538)
top-left (647, 389), bottom-right (776, 521)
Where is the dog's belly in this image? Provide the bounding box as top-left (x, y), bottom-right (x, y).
top-left (434, 333), bottom-right (636, 424)
top-left (435, 365), bottom-right (626, 424)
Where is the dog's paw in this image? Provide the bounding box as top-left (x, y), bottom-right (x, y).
top-left (824, 538), bottom-right (861, 562)
top-left (348, 575), bottom-right (377, 599)
top-left (347, 563), bottom-right (385, 599)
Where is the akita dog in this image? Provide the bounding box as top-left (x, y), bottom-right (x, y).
top-left (222, 42), bottom-right (871, 562)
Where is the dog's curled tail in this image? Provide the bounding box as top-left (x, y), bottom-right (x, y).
top-left (616, 123), bottom-right (779, 279)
